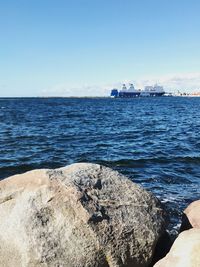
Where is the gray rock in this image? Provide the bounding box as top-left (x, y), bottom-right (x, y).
top-left (0, 163), bottom-right (167, 267)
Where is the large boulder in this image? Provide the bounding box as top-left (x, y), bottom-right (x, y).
top-left (154, 229), bottom-right (200, 267)
top-left (180, 200), bottom-right (200, 232)
top-left (0, 163), bottom-right (167, 267)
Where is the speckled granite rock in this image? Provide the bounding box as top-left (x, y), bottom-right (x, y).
top-left (0, 163), bottom-right (167, 267)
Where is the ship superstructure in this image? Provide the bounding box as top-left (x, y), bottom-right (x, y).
top-left (118, 84), bottom-right (141, 97)
top-left (111, 83), bottom-right (165, 98)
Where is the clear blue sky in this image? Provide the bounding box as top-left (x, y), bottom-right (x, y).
top-left (0, 0), bottom-right (200, 96)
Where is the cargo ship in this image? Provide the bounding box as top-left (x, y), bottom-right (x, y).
top-left (111, 84), bottom-right (165, 98)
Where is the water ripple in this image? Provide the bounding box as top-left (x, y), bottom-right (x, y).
top-left (1, 97), bottom-right (200, 234)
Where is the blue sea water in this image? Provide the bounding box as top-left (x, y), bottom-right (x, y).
top-left (1, 97), bottom-right (200, 233)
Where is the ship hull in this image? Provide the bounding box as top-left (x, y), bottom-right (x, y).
top-left (118, 92), bottom-right (141, 98)
top-left (112, 92), bottom-right (165, 98)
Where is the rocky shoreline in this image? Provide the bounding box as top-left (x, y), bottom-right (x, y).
top-left (154, 200), bottom-right (200, 267)
top-left (0, 163), bottom-right (198, 267)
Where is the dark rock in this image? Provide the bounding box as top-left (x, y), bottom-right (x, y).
top-left (150, 231), bottom-right (172, 266)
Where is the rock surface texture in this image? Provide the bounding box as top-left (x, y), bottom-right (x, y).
top-left (0, 163), bottom-right (167, 267)
top-left (154, 229), bottom-right (200, 267)
top-left (180, 200), bottom-right (200, 232)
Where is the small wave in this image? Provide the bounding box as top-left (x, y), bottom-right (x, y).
top-left (96, 155), bottom-right (200, 167)
top-left (0, 162), bottom-right (62, 180)
top-left (0, 164), bottom-right (43, 180)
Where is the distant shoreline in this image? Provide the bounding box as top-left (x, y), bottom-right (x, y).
top-left (0, 96), bottom-right (110, 99)
top-left (1, 95), bottom-right (200, 99)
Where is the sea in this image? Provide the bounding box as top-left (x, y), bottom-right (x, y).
top-left (1, 96), bottom-right (200, 235)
